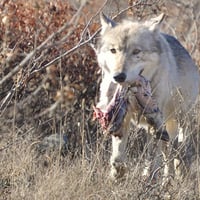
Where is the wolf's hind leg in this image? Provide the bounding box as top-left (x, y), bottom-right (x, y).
top-left (161, 140), bottom-right (175, 186)
top-left (173, 125), bottom-right (190, 179)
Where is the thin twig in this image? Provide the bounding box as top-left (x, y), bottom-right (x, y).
top-left (30, 0), bottom-right (110, 74)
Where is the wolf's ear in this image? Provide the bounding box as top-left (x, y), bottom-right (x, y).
top-left (146, 13), bottom-right (165, 32)
top-left (100, 12), bottom-right (116, 34)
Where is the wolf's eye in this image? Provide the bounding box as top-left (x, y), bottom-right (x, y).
top-left (110, 48), bottom-right (117, 54)
top-left (132, 49), bottom-right (141, 55)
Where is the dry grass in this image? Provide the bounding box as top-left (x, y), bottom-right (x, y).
top-left (1, 103), bottom-right (200, 199)
top-left (0, 120), bottom-right (200, 200)
top-left (0, 0), bottom-right (200, 199)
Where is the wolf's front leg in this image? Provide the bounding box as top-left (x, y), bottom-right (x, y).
top-left (142, 133), bottom-right (161, 181)
top-left (110, 133), bottom-right (129, 179)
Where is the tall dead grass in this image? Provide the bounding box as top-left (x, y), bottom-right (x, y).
top-left (0, 112), bottom-right (200, 200)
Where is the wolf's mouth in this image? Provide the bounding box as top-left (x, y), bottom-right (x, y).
top-left (93, 85), bottom-right (128, 133)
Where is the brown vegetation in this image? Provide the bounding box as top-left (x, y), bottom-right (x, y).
top-left (0, 0), bottom-right (200, 199)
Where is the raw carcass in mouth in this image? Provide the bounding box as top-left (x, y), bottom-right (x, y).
top-left (93, 75), bottom-right (169, 142)
top-left (129, 75), bottom-right (169, 141)
top-left (93, 84), bottom-right (128, 134)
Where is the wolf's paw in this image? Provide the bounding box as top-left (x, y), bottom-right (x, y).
top-left (142, 172), bottom-right (158, 186)
top-left (110, 162), bottom-right (127, 180)
top-left (161, 175), bottom-right (174, 188)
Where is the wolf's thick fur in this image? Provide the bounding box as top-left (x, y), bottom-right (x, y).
top-left (95, 13), bottom-right (199, 181)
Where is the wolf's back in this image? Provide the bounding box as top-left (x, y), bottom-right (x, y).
top-left (162, 33), bottom-right (196, 70)
top-left (162, 33), bottom-right (199, 107)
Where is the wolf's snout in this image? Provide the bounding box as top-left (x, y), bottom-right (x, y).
top-left (113, 72), bottom-right (126, 83)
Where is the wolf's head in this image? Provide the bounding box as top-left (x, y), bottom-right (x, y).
top-left (96, 13), bottom-right (165, 84)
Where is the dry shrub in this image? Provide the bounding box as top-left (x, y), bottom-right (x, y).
top-left (0, 0), bottom-right (100, 152)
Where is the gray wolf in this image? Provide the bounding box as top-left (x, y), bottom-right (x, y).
top-left (94, 13), bottom-right (199, 182)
